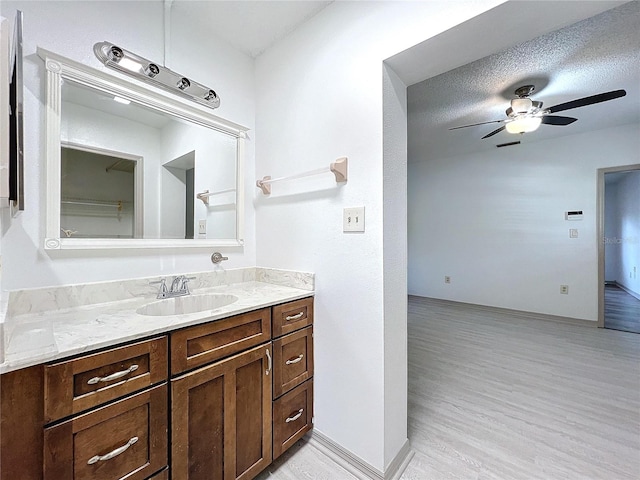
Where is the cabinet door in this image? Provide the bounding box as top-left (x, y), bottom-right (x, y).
top-left (171, 343), bottom-right (272, 480)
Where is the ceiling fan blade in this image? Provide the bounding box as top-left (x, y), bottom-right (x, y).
top-left (449, 119), bottom-right (504, 130)
top-left (482, 125), bottom-right (506, 139)
top-left (547, 89), bottom-right (626, 114)
top-left (541, 115), bottom-right (578, 126)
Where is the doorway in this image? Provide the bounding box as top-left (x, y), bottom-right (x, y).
top-left (597, 164), bottom-right (640, 333)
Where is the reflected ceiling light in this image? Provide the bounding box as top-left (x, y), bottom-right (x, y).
top-left (94, 41), bottom-right (220, 109)
top-left (505, 115), bottom-right (542, 134)
top-left (113, 96), bottom-right (131, 105)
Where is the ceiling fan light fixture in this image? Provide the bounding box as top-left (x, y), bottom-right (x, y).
top-left (506, 116), bottom-right (542, 134)
top-left (510, 97), bottom-right (533, 114)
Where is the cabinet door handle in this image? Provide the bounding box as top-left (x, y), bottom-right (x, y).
top-left (266, 348), bottom-right (272, 376)
top-left (87, 364), bottom-right (139, 385)
top-left (285, 354), bottom-right (304, 365)
top-left (285, 312), bottom-right (304, 321)
top-left (87, 436), bottom-right (138, 464)
top-left (285, 409), bottom-right (304, 423)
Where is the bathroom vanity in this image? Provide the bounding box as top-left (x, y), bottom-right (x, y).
top-left (0, 268), bottom-right (314, 480)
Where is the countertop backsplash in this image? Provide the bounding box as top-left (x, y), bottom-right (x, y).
top-left (7, 267), bottom-right (313, 317)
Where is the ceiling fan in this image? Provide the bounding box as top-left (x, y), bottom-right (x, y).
top-left (450, 85), bottom-right (627, 139)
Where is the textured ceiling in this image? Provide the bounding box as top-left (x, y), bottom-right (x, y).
top-left (171, 0), bottom-right (333, 58)
top-left (408, 1), bottom-right (640, 162)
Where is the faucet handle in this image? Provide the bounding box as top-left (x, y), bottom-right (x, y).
top-left (150, 278), bottom-right (168, 299)
top-left (181, 276), bottom-right (196, 294)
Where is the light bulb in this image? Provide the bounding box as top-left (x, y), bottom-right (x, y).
top-left (506, 116), bottom-right (542, 134)
top-left (118, 57), bottom-right (143, 73)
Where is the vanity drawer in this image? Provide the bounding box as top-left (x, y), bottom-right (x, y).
top-left (171, 307), bottom-right (271, 375)
top-left (44, 383), bottom-right (168, 480)
top-left (146, 467), bottom-right (169, 479)
top-left (272, 297), bottom-right (313, 338)
top-left (273, 380), bottom-right (313, 460)
top-left (45, 337), bottom-right (168, 423)
top-left (273, 326), bottom-right (314, 398)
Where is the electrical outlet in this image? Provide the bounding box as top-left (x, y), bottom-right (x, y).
top-left (569, 229), bottom-right (578, 238)
top-left (445, 276), bottom-right (451, 284)
top-left (560, 285), bottom-right (569, 294)
top-left (198, 219), bottom-right (207, 234)
top-left (343, 207), bottom-right (365, 232)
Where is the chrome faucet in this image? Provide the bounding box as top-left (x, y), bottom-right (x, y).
top-left (151, 275), bottom-right (194, 299)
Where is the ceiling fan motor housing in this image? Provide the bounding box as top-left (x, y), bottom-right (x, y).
top-left (506, 100), bottom-right (544, 117)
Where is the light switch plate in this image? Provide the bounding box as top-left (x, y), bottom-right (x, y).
top-left (343, 207), bottom-right (365, 232)
top-left (198, 219), bottom-right (207, 234)
top-left (569, 228), bottom-right (578, 238)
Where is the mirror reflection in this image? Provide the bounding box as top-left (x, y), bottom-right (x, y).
top-left (59, 79), bottom-right (238, 241)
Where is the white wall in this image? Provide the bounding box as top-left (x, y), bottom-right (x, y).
top-left (0, 1), bottom-right (256, 290)
top-left (408, 123), bottom-right (640, 321)
top-left (606, 171), bottom-right (640, 295)
top-left (254, 0), bottom-right (504, 472)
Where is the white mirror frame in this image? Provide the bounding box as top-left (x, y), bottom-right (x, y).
top-left (38, 47), bottom-right (248, 250)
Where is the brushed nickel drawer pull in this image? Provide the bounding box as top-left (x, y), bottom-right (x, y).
top-left (285, 409), bottom-right (304, 423)
top-left (87, 436), bottom-right (138, 465)
top-left (87, 364), bottom-right (139, 385)
top-left (285, 312), bottom-right (304, 321)
top-left (266, 348), bottom-right (272, 376)
top-left (286, 354), bottom-right (304, 365)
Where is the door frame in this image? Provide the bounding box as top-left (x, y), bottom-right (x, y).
top-left (596, 163), bottom-right (640, 328)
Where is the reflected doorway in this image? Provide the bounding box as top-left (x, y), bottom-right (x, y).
top-left (60, 144), bottom-right (143, 239)
top-left (598, 165), bottom-right (640, 333)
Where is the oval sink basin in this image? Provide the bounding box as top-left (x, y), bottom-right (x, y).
top-left (137, 294), bottom-right (238, 316)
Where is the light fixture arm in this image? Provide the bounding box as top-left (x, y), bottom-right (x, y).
top-left (93, 41), bottom-right (220, 109)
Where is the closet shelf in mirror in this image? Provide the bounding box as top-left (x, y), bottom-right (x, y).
top-left (61, 198), bottom-right (133, 217)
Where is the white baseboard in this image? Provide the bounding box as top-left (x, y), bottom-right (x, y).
top-left (386, 439), bottom-right (414, 480)
top-left (308, 430), bottom-right (414, 480)
top-left (410, 295), bottom-right (597, 327)
top-left (613, 281), bottom-right (640, 301)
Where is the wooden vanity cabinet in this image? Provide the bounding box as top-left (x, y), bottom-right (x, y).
top-left (0, 296), bottom-right (314, 480)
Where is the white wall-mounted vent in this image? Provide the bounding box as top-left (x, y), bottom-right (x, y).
top-left (565, 210), bottom-right (583, 220)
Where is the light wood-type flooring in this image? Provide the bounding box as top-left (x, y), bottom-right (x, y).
top-left (258, 296), bottom-right (640, 479)
top-left (605, 284), bottom-right (640, 334)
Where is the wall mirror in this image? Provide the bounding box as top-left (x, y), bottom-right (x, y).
top-left (39, 47), bottom-right (248, 250)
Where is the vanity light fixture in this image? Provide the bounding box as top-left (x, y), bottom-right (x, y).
top-left (93, 41), bottom-right (220, 109)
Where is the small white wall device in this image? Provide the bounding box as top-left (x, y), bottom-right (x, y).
top-left (565, 210), bottom-right (583, 221)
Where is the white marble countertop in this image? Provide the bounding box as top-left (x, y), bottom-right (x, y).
top-left (1, 279), bottom-right (313, 374)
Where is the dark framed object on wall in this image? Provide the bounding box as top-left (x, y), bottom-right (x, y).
top-left (8, 10), bottom-right (24, 214)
